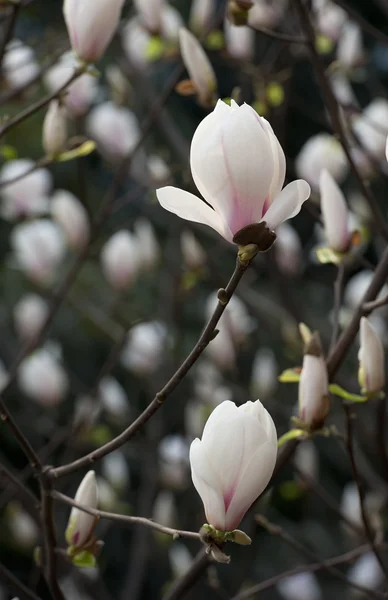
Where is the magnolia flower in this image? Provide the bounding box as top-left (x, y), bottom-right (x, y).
top-left (11, 220), bottom-right (66, 285)
top-left (13, 294), bottom-right (49, 342)
top-left (189, 0), bottom-right (215, 34)
top-left (133, 0), bottom-right (163, 33)
top-left (353, 98), bottom-right (388, 160)
top-left (99, 376), bottom-right (129, 420)
top-left (298, 333), bottom-right (329, 429)
top-left (348, 552), bottom-right (384, 592)
top-left (3, 40), bottom-right (39, 90)
top-left (101, 230), bottom-right (138, 290)
top-left (295, 133), bottom-right (348, 189)
top-left (65, 471), bottom-right (98, 548)
top-left (337, 22), bottom-right (363, 69)
top-left (224, 20), bottom-right (255, 61)
top-left (121, 321), bottom-right (167, 375)
top-left (181, 230), bottom-right (206, 270)
top-left (251, 348), bottom-right (278, 399)
top-left (51, 190), bottom-right (90, 250)
top-left (87, 102), bottom-right (141, 160)
top-left (18, 347), bottom-right (68, 406)
top-left (274, 223), bottom-right (302, 276)
top-left (179, 28), bottom-right (217, 107)
top-left (44, 54), bottom-right (98, 117)
top-left (0, 159), bottom-right (52, 220)
top-left (319, 169), bottom-right (350, 253)
top-left (42, 100), bottom-right (68, 157)
top-left (190, 399), bottom-right (277, 531)
top-left (359, 317), bottom-right (385, 395)
top-left (157, 101), bottom-right (310, 246)
top-left (277, 572), bottom-right (322, 600)
top-left (63, 0), bottom-right (125, 63)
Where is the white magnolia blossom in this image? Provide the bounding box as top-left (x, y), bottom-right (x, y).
top-left (44, 54), bottom-right (98, 117)
top-left (158, 100), bottom-right (310, 245)
top-left (248, 0), bottom-right (287, 30)
top-left (359, 317), bottom-right (385, 395)
top-left (3, 40), bottom-right (39, 90)
top-left (277, 572), bottom-right (322, 600)
top-left (295, 133), bottom-right (348, 190)
top-left (353, 98), bottom-right (388, 160)
top-left (319, 169), bottom-right (350, 252)
top-left (224, 20), bottom-right (255, 61)
top-left (65, 471), bottom-right (98, 548)
top-left (189, 0), bottom-right (215, 33)
top-left (102, 452), bottom-right (130, 490)
top-left (190, 399), bottom-right (277, 531)
top-left (11, 220), bottom-right (66, 285)
top-left (18, 347), bottom-right (68, 406)
top-left (133, 218), bottom-right (160, 271)
top-left (348, 552), bottom-right (385, 591)
top-left (42, 100), bottom-right (68, 157)
top-left (133, 0), bottom-right (163, 33)
top-left (121, 321), bottom-right (167, 375)
top-left (0, 159), bottom-right (52, 221)
top-left (87, 102), bottom-right (141, 160)
top-left (179, 27), bottom-right (217, 106)
top-left (99, 376), bottom-right (129, 420)
top-left (298, 335), bottom-right (329, 429)
top-left (51, 190), bottom-right (90, 250)
top-left (13, 294), bottom-right (49, 343)
top-left (181, 230), bottom-right (206, 270)
top-left (337, 21), bottom-right (363, 69)
top-left (251, 347), bottom-right (278, 399)
top-left (63, 0), bottom-right (125, 63)
top-left (8, 504), bottom-right (39, 549)
top-left (101, 230), bottom-right (139, 290)
top-left (274, 223), bottom-right (302, 276)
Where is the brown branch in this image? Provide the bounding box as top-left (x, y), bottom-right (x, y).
top-left (363, 295), bottom-right (388, 315)
top-left (0, 460), bottom-right (40, 518)
top-left (40, 474), bottom-right (65, 600)
top-left (0, 2), bottom-right (20, 69)
top-left (330, 262), bottom-right (346, 353)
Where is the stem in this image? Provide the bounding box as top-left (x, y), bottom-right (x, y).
top-left (40, 474), bottom-right (66, 600)
top-left (329, 262), bottom-right (345, 353)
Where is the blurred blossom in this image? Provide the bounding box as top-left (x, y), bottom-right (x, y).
top-left (96, 477), bottom-right (117, 511)
top-left (352, 98), bottom-right (388, 160)
top-left (251, 347), bottom-right (278, 399)
top-left (42, 100), bottom-right (68, 157)
top-left (121, 321), bottom-right (167, 376)
top-left (179, 27), bottom-right (217, 107)
top-left (224, 19), bottom-right (255, 61)
top-left (169, 543), bottom-right (192, 578)
top-left (133, 218), bottom-right (160, 271)
top-left (63, 0), bottom-right (125, 63)
top-left (3, 40), bottom-right (39, 90)
top-left (147, 154), bottom-right (171, 183)
top-left (277, 572), bottom-right (322, 600)
top-left (133, 0), bottom-right (163, 33)
top-left (189, 0), bottom-right (215, 34)
top-left (87, 101), bottom-right (141, 160)
top-left (315, 1), bottom-right (346, 41)
top-left (274, 223), bottom-right (302, 276)
top-left (329, 71), bottom-right (357, 106)
top-left (65, 471), bottom-right (98, 548)
top-left (181, 230), bottom-right (206, 270)
top-left (102, 451), bottom-right (130, 491)
top-left (348, 552), bottom-right (385, 592)
top-left (359, 317), bottom-right (385, 395)
top-left (159, 434), bottom-right (190, 489)
top-left (319, 169), bottom-right (350, 253)
top-left (337, 22), bottom-right (363, 69)
top-left (344, 271), bottom-right (388, 313)
top-left (205, 326), bottom-right (236, 371)
top-left (44, 54), bottom-right (98, 117)
top-left (14, 293), bottom-right (49, 343)
top-left (248, 0), bottom-right (286, 29)
top-left (193, 360), bottom-right (224, 403)
top-left (157, 101), bottom-right (310, 244)
top-left (99, 376), bottom-right (129, 420)
top-left (340, 482), bottom-right (363, 531)
top-left (153, 490), bottom-right (177, 528)
top-left (205, 292), bottom-right (254, 344)
top-left (0, 159), bottom-right (51, 221)
top-left (73, 395), bottom-right (101, 430)
top-left (11, 220), bottom-right (66, 286)
top-left (295, 133), bottom-right (348, 190)
top-left (51, 190), bottom-right (90, 250)
top-left (8, 504), bottom-right (39, 548)
top-left (293, 440), bottom-right (319, 483)
top-left (101, 230), bottom-right (138, 290)
top-left (18, 347), bottom-right (68, 406)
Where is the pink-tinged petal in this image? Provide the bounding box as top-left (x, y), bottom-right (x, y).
top-left (189, 438), bottom-right (226, 530)
top-left (359, 317), bottom-right (385, 394)
top-left (156, 186), bottom-right (233, 242)
top-left (319, 169), bottom-right (350, 253)
top-left (262, 180), bottom-right (310, 230)
top-left (224, 440), bottom-right (277, 530)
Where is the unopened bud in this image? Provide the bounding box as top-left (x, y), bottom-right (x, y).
top-left (358, 317), bottom-right (385, 395)
top-left (42, 100), bottom-right (68, 158)
top-left (298, 332), bottom-right (330, 430)
top-left (65, 471), bottom-right (99, 549)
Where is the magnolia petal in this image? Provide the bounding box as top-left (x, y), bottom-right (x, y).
top-left (260, 117), bottom-right (286, 203)
top-left (319, 169), bottom-right (350, 253)
top-left (263, 180), bottom-right (310, 230)
top-left (240, 400), bottom-right (277, 446)
top-left (156, 186), bottom-right (232, 241)
top-left (359, 317), bottom-right (385, 394)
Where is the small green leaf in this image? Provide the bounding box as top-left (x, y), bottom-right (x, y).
top-left (278, 368), bottom-right (301, 383)
top-left (252, 100), bottom-right (267, 116)
top-left (145, 36), bottom-right (165, 61)
top-left (205, 30), bottom-right (224, 51)
top-left (277, 428), bottom-right (306, 447)
top-left (315, 34), bottom-right (334, 55)
top-left (0, 144), bottom-right (18, 160)
top-left (316, 246), bottom-right (343, 265)
top-left (70, 550), bottom-right (96, 568)
top-left (266, 82), bottom-right (284, 107)
top-left (329, 383), bottom-right (368, 403)
top-left (279, 480), bottom-right (304, 501)
top-left (56, 140), bottom-right (96, 162)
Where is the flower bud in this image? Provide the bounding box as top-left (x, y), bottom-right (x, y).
top-left (181, 230), bottom-right (206, 270)
top-left (13, 294), bottom-right (49, 343)
top-left (337, 22), bottom-right (363, 69)
top-left (121, 321), bottom-right (167, 376)
top-left (352, 98), bottom-right (388, 160)
top-left (51, 190), bottom-right (90, 250)
top-left (133, 0), bottom-right (163, 33)
top-left (348, 552), bottom-right (384, 592)
top-left (295, 133), bottom-right (348, 190)
top-left (277, 572), bottom-right (322, 600)
top-left (190, 399), bottom-right (277, 531)
top-left (358, 317), bottom-right (385, 395)
top-left (298, 333), bottom-right (329, 429)
top-left (63, 0), bottom-right (125, 63)
top-left (18, 347), bottom-right (68, 407)
top-left (178, 28), bottom-right (217, 107)
top-left (42, 100), bottom-right (68, 158)
top-left (11, 220), bottom-right (66, 286)
top-left (101, 230), bottom-right (138, 290)
top-left (319, 169), bottom-right (350, 252)
top-left (189, 0), bottom-right (215, 34)
top-left (0, 159), bottom-right (51, 221)
top-left (65, 471), bottom-right (98, 548)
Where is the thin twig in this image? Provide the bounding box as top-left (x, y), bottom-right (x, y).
top-left (0, 460), bottom-right (40, 516)
top-left (162, 549), bottom-right (210, 600)
top-left (363, 295), bottom-right (388, 315)
top-left (40, 475), bottom-right (66, 600)
top-left (330, 262), bottom-right (346, 353)
top-left (52, 490), bottom-right (200, 541)
top-left (0, 560), bottom-right (43, 600)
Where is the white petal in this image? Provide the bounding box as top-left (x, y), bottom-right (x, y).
top-left (260, 117), bottom-right (286, 202)
top-left (262, 180), bottom-right (310, 230)
top-left (156, 186), bottom-right (232, 241)
top-left (319, 169), bottom-right (350, 252)
top-left (359, 317), bottom-right (385, 393)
